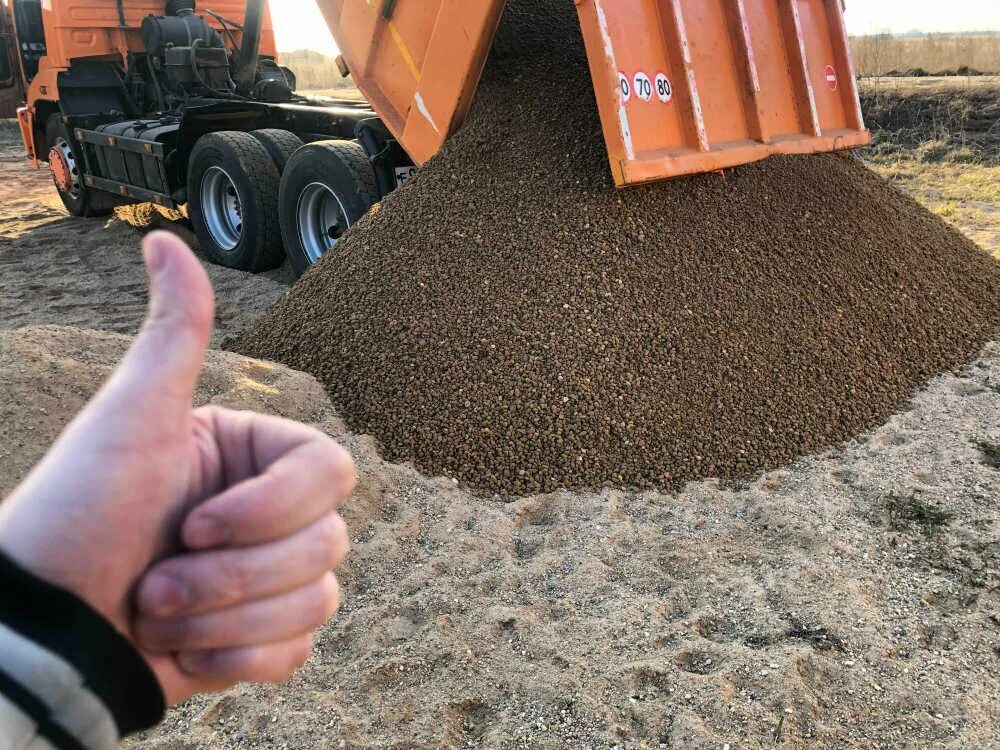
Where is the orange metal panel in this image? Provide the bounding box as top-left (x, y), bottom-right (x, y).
top-left (16, 105), bottom-right (36, 165)
top-left (37, 0), bottom-right (277, 72)
top-left (574, 0), bottom-right (870, 186)
top-left (318, 0), bottom-right (868, 185)
top-left (318, 0), bottom-right (507, 165)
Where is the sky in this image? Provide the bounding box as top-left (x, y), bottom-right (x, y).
top-left (270, 0), bottom-right (1000, 54)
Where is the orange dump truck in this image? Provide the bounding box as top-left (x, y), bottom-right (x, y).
top-left (13, 0), bottom-right (869, 275)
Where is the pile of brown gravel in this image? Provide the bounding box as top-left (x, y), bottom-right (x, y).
top-left (232, 2), bottom-right (1000, 496)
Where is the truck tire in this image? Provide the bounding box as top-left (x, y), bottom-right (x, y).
top-left (250, 129), bottom-right (304, 174)
top-left (278, 140), bottom-right (378, 278)
top-left (187, 131), bottom-right (285, 272)
top-left (45, 115), bottom-right (117, 218)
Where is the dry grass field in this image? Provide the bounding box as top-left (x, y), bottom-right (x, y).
top-left (852, 33), bottom-right (1000, 77)
top-left (859, 77), bottom-right (1000, 258)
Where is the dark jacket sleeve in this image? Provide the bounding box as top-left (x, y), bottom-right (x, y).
top-left (0, 552), bottom-right (165, 750)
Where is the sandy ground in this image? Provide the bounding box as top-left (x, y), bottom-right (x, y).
top-left (0, 122), bottom-right (292, 346)
top-left (0, 125), bottom-right (997, 747)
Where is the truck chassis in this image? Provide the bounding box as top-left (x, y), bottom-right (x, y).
top-left (12, 0), bottom-right (411, 275)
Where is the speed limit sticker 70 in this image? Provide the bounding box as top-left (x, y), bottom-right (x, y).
top-left (633, 71), bottom-right (653, 102)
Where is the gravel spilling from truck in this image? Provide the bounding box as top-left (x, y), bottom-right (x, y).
top-left (232, 3), bottom-right (1000, 496)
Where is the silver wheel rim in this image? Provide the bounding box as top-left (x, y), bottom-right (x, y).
top-left (55, 138), bottom-right (82, 198)
top-left (296, 182), bottom-right (350, 264)
top-left (200, 166), bottom-right (243, 251)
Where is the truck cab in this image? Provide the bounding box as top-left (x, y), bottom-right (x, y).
top-left (12, 0), bottom-right (411, 276)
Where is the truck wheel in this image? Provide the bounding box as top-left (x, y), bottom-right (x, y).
top-left (278, 140), bottom-right (378, 278)
top-left (45, 115), bottom-right (117, 218)
top-left (187, 131), bottom-right (284, 272)
top-left (251, 129), bottom-right (304, 174)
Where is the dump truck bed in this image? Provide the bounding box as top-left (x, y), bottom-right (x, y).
top-left (578, 0), bottom-right (870, 184)
top-left (320, 0), bottom-right (870, 187)
top-left (317, 0), bottom-right (506, 166)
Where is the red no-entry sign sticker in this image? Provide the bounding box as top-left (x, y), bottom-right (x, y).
top-left (825, 65), bottom-right (839, 91)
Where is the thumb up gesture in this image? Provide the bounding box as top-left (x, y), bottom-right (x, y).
top-left (0, 232), bottom-right (353, 706)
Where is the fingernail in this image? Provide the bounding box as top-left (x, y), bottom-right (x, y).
top-left (185, 514), bottom-right (231, 549)
top-left (143, 572), bottom-right (191, 617)
top-left (142, 233), bottom-right (170, 277)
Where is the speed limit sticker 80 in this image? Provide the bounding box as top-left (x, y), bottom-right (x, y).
top-left (654, 72), bottom-right (673, 102)
top-left (619, 71), bottom-right (673, 104)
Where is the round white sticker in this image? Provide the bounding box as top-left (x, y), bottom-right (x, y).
top-left (633, 71), bottom-right (653, 102)
top-left (655, 72), bottom-right (674, 103)
top-left (618, 71), bottom-right (631, 104)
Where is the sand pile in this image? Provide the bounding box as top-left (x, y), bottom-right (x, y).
top-left (5, 326), bottom-right (996, 747)
top-left (0, 326), bottom-right (333, 497)
top-left (232, 2), bottom-right (1000, 496)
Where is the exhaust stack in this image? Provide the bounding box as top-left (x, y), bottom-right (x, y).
top-left (233, 0), bottom-right (265, 92)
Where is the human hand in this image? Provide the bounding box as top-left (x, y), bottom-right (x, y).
top-left (0, 232), bottom-right (354, 705)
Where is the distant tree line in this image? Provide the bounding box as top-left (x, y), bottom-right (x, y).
top-left (851, 33), bottom-right (1000, 77)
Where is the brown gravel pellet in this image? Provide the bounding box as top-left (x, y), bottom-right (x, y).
top-left (232, 2), bottom-right (1000, 496)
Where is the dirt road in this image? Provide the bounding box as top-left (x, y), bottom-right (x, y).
top-left (0, 123), bottom-right (997, 747)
